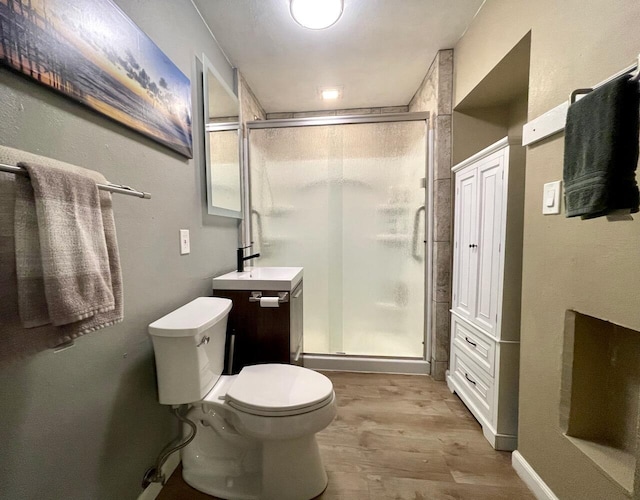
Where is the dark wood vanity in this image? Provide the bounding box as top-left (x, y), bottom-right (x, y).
top-left (213, 277), bottom-right (303, 374)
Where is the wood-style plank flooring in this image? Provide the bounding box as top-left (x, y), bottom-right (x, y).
top-left (158, 371), bottom-right (534, 499)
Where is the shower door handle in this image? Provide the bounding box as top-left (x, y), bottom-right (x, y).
top-left (411, 205), bottom-right (425, 261)
top-left (251, 209), bottom-right (263, 253)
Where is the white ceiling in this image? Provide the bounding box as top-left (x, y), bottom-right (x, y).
top-left (193, 0), bottom-right (485, 113)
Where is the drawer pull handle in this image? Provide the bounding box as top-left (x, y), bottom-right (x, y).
top-left (465, 337), bottom-right (477, 347)
top-left (464, 373), bottom-right (477, 386)
top-left (197, 336), bottom-right (210, 347)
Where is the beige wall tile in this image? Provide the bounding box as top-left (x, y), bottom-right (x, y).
top-left (437, 49), bottom-right (454, 115)
top-left (292, 110), bottom-right (337, 118)
top-left (433, 241), bottom-right (451, 302)
top-left (407, 50), bottom-right (454, 376)
top-left (270, 106), bottom-right (408, 118)
top-left (381, 105), bottom-right (410, 114)
top-left (435, 115), bottom-right (452, 180)
top-left (266, 112), bottom-right (294, 119)
top-left (409, 57), bottom-right (438, 114)
top-left (433, 179), bottom-right (452, 242)
top-left (431, 360), bottom-right (449, 381)
top-left (336, 108), bottom-right (381, 115)
top-left (432, 301), bottom-right (451, 362)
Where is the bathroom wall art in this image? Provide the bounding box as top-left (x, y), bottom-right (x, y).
top-left (0, 0), bottom-right (193, 157)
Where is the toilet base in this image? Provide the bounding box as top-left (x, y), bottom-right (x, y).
top-left (181, 408), bottom-right (329, 500)
top-left (183, 468), bottom-right (261, 500)
top-left (262, 435), bottom-right (328, 500)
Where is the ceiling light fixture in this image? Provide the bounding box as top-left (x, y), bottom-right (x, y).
top-left (321, 89), bottom-right (341, 100)
top-left (290, 0), bottom-right (344, 30)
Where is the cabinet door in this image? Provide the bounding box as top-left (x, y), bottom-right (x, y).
top-left (453, 167), bottom-right (478, 321)
top-left (473, 153), bottom-right (504, 335)
top-left (213, 289), bottom-right (291, 374)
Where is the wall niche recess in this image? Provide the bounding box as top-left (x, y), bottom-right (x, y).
top-left (560, 310), bottom-right (640, 495)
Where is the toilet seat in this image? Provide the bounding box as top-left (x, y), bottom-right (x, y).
top-left (224, 364), bottom-right (334, 417)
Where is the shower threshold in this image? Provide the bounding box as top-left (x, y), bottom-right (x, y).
top-left (303, 353), bottom-right (430, 375)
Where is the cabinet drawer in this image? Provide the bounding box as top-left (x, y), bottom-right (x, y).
top-left (451, 350), bottom-right (494, 421)
top-left (452, 315), bottom-right (495, 376)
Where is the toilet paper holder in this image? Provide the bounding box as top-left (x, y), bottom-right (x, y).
top-left (249, 291), bottom-right (289, 303)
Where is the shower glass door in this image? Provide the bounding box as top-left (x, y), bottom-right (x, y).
top-left (249, 119), bottom-right (427, 358)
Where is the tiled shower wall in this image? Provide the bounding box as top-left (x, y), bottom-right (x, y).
top-left (409, 50), bottom-right (453, 380)
top-left (266, 106), bottom-right (408, 119)
top-left (267, 106), bottom-right (409, 120)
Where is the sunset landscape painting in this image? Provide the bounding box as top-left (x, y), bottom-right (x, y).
top-left (0, 0), bottom-right (193, 157)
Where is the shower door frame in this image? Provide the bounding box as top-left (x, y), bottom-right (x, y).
top-left (242, 112), bottom-right (433, 375)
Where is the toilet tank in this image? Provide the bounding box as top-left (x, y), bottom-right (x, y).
top-left (148, 297), bottom-right (232, 405)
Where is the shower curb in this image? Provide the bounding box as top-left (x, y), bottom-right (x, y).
top-left (304, 354), bottom-right (430, 375)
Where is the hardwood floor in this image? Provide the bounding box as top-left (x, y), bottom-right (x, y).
top-left (158, 371), bottom-right (534, 500)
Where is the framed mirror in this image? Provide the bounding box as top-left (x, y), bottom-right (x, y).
top-left (202, 54), bottom-right (243, 218)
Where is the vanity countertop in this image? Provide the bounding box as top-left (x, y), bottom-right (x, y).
top-left (212, 267), bottom-right (303, 291)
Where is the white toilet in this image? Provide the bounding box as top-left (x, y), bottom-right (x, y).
top-left (148, 297), bottom-right (337, 500)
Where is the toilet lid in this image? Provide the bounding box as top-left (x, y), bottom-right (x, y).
top-left (225, 364), bottom-right (334, 416)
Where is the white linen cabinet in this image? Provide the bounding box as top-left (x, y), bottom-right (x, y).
top-left (447, 137), bottom-right (525, 451)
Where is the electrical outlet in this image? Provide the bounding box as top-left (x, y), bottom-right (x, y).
top-left (180, 229), bottom-right (190, 255)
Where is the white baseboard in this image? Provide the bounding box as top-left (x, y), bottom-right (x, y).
top-left (512, 450), bottom-right (559, 500)
top-left (138, 452), bottom-right (181, 500)
top-left (303, 354), bottom-right (430, 375)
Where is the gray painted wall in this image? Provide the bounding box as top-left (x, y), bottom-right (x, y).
top-left (0, 0), bottom-right (238, 498)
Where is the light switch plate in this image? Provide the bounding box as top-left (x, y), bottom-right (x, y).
top-left (180, 229), bottom-right (190, 255)
top-left (542, 181), bottom-right (562, 215)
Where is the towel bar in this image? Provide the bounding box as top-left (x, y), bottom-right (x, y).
top-left (0, 162), bottom-right (151, 199)
top-left (523, 54), bottom-right (640, 146)
top-left (569, 54), bottom-right (640, 103)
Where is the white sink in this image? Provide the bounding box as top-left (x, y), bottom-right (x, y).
top-left (212, 267), bottom-right (303, 291)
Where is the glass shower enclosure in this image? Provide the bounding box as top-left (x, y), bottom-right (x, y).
top-left (246, 114), bottom-right (430, 364)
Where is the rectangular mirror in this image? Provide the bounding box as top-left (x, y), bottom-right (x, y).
top-left (202, 54), bottom-right (243, 218)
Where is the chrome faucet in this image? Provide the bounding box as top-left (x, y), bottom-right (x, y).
top-left (237, 245), bottom-right (260, 272)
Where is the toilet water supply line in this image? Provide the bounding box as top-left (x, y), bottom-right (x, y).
top-left (142, 406), bottom-right (197, 488)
